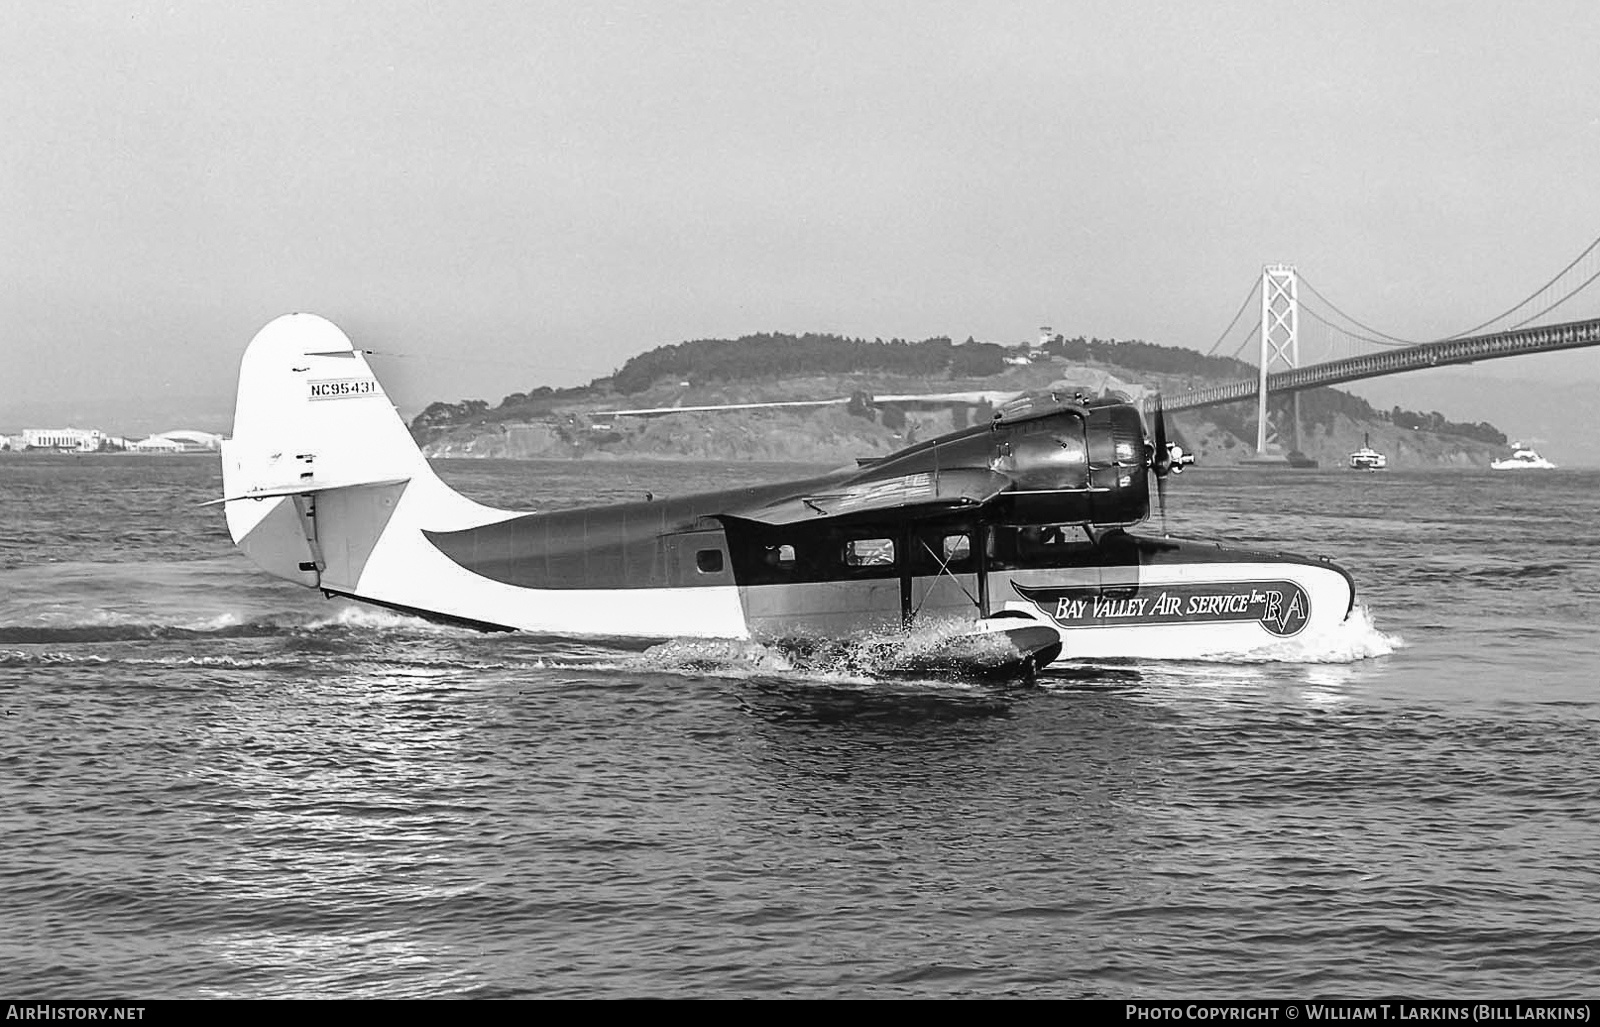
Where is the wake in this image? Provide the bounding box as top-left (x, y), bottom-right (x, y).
top-left (0, 604), bottom-right (480, 644)
top-left (0, 602), bottom-right (1403, 686)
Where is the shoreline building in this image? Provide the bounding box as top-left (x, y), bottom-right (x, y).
top-left (21, 427), bottom-right (105, 452)
top-left (1008, 325), bottom-right (1059, 366)
top-left (131, 430), bottom-right (224, 453)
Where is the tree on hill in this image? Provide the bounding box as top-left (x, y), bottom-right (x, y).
top-left (610, 333), bottom-right (1005, 393)
top-left (412, 399), bottom-right (488, 429)
top-left (1386, 406), bottom-right (1506, 444)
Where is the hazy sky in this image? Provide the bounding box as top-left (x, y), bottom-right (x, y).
top-left (6, 0), bottom-right (1600, 420)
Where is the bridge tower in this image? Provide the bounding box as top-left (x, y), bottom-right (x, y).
top-left (1254, 264), bottom-right (1303, 459)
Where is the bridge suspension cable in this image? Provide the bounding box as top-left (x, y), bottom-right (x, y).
top-left (1443, 231), bottom-right (1600, 339)
top-left (1204, 278), bottom-right (1262, 356)
top-left (1228, 322), bottom-right (1261, 360)
top-left (1297, 303), bottom-right (1417, 350)
top-left (1286, 231), bottom-right (1600, 362)
top-left (1499, 263), bottom-right (1600, 333)
top-left (1296, 276), bottom-right (1417, 347)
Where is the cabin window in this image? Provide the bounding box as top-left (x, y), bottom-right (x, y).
top-left (696, 549), bottom-right (724, 574)
top-left (762, 543), bottom-right (796, 568)
top-left (941, 533), bottom-right (971, 563)
top-left (844, 538), bottom-right (895, 567)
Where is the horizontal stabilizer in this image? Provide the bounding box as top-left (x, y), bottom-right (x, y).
top-left (201, 477), bottom-right (412, 507)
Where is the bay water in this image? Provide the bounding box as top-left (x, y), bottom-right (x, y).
top-left (2, 454), bottom-right (1597, 998)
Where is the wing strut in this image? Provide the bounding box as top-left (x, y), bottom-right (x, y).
top-left (912, 536), bottom-right (981, 619)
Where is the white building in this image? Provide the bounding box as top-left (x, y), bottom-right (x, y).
top-left (132, 429), bottom-right (223, 453)
top-left (22, 427), bottom-right (104, 452)
top-left (131, 435), bottom-right (184, 453)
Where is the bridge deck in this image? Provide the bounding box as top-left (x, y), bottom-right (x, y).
top-left (1167, 317), bottom-right (1600, 412)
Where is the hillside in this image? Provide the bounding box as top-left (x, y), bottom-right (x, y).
top-left (410, 332), bottom-right (1509, 468)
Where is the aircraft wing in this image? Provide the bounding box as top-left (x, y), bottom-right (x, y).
top-left (728, 467), bottom-right (1010, 525)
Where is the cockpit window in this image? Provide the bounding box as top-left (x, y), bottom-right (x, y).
top-left (1022, 524), bottom-right (1074, 547)
top-left (987, 523), bottom-right (1100, 570)
top-left (762, 543), bottom-right (797, 568)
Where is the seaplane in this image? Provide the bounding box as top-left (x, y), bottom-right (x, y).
top-left (215, 314), bottom-right (1357, 680)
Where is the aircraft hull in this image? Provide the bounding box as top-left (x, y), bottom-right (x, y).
top-left (228, 490), bottom-right (1351, 661)
top-left (300, 553), bottom-right (1351, 663)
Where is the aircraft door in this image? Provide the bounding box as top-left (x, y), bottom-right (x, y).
top-left (732, 528), bottom-right (906, 637)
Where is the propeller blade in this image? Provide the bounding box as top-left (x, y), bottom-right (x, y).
top-left (1156, 469), bottom-right (1169, 536)
top-left (1149, 392), bottom-right (1172, 535)
top-left (1150, 392), bottom-right (1171, 477)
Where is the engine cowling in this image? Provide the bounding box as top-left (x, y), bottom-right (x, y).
top-left (989, 401), bottom-right (1150, 525)
top-left (856, 396), bottom-right (1156, 527)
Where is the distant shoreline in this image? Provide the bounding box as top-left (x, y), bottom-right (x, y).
top-left (0, 449), bottom-right (221, 457)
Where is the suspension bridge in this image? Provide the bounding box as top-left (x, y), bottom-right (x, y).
top-left (1165, 236), bottom-right (1600, 460)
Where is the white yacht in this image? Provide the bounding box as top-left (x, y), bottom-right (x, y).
top-left (1490, 443), bottom-right (1556, 470)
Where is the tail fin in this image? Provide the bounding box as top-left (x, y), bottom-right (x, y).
top-left (220, 314), bottom-right (502, 594)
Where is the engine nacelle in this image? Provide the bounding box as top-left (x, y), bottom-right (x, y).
top-left (990, 401), bottom-right (1150, 526)
top-left (860, 396), bottom-right (1156, 528)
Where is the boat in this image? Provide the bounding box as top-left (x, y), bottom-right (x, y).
top-left (1349, 434), bottom-right (1387, 471)
top-left (1490, 443), bottom-right (1556, 470)
top-left (214, 314), bottom-right (1358, 675)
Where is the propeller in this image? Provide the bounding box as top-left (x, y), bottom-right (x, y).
top-left (1148, 392), bottom-right (1195, 536)
top-left (1151, 393), bottom-right (1171, 534)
